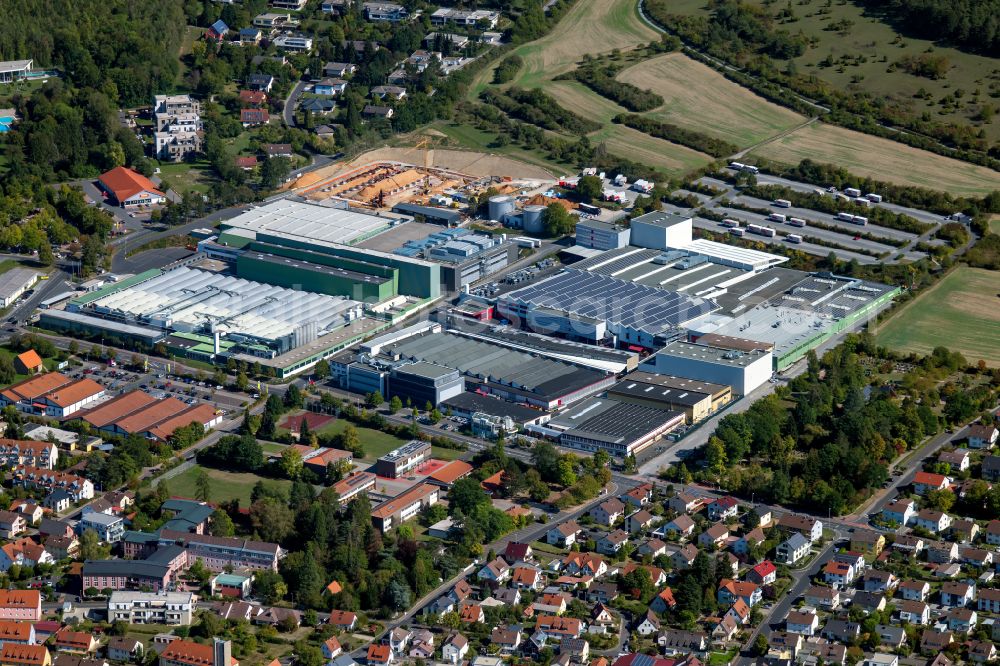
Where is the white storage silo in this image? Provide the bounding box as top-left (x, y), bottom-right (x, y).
top-left (488, 195), bottom-right (516, 222)
top-left (522, 205), bottom-right (546, 233)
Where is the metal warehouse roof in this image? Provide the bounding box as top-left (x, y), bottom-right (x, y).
top-left (0, 268), bottom-right (38, 299)
top-left (550, 397), bottom-right (684, 445)
top-left (90, 266), bottom-right (360, 342)
top-left (383, 332), bottom-right (607, 400)
top-left (221, 199), bottom-right (396, 245)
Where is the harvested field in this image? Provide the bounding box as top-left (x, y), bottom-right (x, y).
top-left (752, 123), bottom-right (1000, 197)
top-left (616, 52), bottom-right (806, 148)
top-left (596, 125), bottom-right (714, 176)
top-left (506, 0), bottom-right (658, 88)
top-left (876, 267), bottom-right (1000, 367)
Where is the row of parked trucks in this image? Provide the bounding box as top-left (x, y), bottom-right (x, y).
top-left (721, 218), bottom-right (802, 243)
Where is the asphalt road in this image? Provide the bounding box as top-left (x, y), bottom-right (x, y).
top-left (283, 81), bottom-right (308, 128)
top-left (4, 269), bottom-right (72, 325)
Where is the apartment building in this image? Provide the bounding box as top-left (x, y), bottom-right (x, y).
top-left (108, 591), bottom-right (194, 625)
top-left (153, 95), bottom-right (203, 161)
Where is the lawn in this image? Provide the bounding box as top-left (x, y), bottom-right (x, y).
top-left (431, 446), bottom-right (466, 461)
top-left (876, 267), bottom-right (1000, 367)
top-left (752, 122), bottom-right (1000, 197)
top-left (616, 52), bottom-right (807, 148)
top-left (155, 160), bottom-right (216, 195)
top-left (0, 343), bottom-right (62, 385)
top-left (278, 414), bottom-right (411, 461)
top-left (168, 465), bottom-right (292, 506)
top-left (989, 215), bottom-right (1000, 236)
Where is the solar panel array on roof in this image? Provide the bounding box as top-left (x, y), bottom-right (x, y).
top-left (501, 269), bottom-right (717, 335)
top-left (90, 267), bottom-right (360, 343)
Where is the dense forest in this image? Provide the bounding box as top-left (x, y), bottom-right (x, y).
top-left (0, 0), bottom-right (186, 107)
top-left (859, 0), bottom-right (1000, 55)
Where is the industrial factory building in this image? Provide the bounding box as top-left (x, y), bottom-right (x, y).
top-left (530, 397), bottom-right (686, 458)
top-left (496, 268), bottom-right (717, 349)
top-left (607, 371), bottom-right (732, 423)
top-left (642, 337), bottom-right (774, 396)
top-left (379, 330), bottom-right (616, 409)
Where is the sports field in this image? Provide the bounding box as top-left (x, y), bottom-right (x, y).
top-left (752, 123), bottom-right (1000, 197)
top-left (876, 267), bottom-right (1000, 367)
top-left (616, 52), bottom-right (806, 148)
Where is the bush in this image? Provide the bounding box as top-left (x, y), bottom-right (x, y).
top-left (493, 55), bottom-right (523, 84)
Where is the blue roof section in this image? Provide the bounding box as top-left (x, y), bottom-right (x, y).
top-left (211, 19), bottom-right (229, 34)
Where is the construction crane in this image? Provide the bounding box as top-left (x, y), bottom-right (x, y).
top-left (414, 136), bottom-right (434, 194)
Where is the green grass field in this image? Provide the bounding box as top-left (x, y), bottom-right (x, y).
top-left (876, 267), bottom-right (1000, 367)
top-left (616, 52), bottom-right (807, 148)
top-left (420, 121), bottom-right (573, 176)
top-left (155, 160), bottom-right (215, 195)
top-left (989, 215), bottom-right (1000, 235)
top-left (661, 0), bottom-right (1000, 144)
top-left (279, 415), bottom-right (412, 462)
top-left (168, 465), bottom-right (292, 506)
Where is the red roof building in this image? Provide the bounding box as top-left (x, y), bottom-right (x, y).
top-left (234, 156), bottom-right (258, 170)
top-left (97, 167), bottom-right (166, 208)
top-left (13, 351), bottom-right (42, 375)
top-left (240, 109), bottom-right (270, 126)
top-left (238, 90), bottom-right (268, 107)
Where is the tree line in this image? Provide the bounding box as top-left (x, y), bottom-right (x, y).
top-left (673, 334), bottom-right (999, 515)
top-left (644, 0), bottom-right (1000, 167)
top-left (480, 88), bottom-right (601, 135)
top-left (614, 113), bottom-right (739, 158)
top-left (559, 62), bottom-right (664, 113)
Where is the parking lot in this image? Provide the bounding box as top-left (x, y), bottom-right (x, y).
top-left (673, 170), bottom-right (950, 265)
top-left (62, 363), bottom-right (251, 417)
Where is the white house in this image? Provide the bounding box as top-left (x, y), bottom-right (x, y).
top-left (590, 499), bottom-right (625, 526)
top-left (913, 509), bottom-right (952, 534)
top-left (776, 533), bottom-right (810, 565)
top-left (881, 499), bottom-right (916, 526)
top-left (786, 611), bottom-right (819, 636)
top-left (441, 634), bottom-right (468, 665)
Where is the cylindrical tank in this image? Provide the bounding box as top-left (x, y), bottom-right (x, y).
top-left (488, 195), bottom-right (516, 222)
top-left (522, 205), bottom-right (546, 233)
